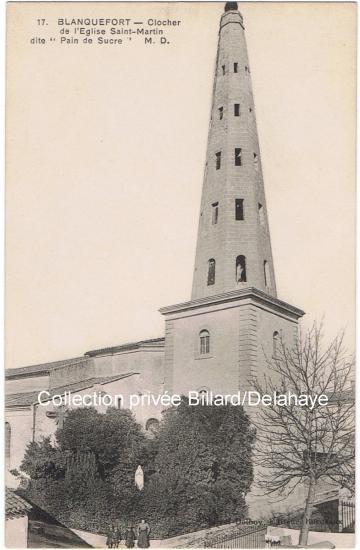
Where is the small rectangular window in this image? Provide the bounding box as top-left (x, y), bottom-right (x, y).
top-left (219, 107), bottom-right (224, 120)
top-left (216, 152), bottom-right (221, 170)
top-left (115, 396), bottom-right (122, 409)
top-left (207, 259), bottom-right (216, 286)
top-left (258, 203), bottom-right (265, 225)
top-left (235, 148), bottom-right (242, 166)
top-left (222, 65), bottom-right (226, 75)
top-left (234, 62), bottom-right (238, 73)
top-left (235, 199), bottom-right (244, 220)
top-left (234, 104), bottom-right (240, 117)
top-left (253, 152), bottom-right (258, 169)
top-left (212, 202), bottom-right (219, 225)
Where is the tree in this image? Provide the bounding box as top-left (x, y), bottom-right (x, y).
top-left (140, 399), bottom-right (255, 537)
top-left (253, 324), bottom-right (355, 545)
top-left (21, 407), bottom-right (149, 531)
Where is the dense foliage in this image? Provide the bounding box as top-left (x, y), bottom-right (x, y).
top-left (21, 408), bottom-right (147, 531)
top-left (139, 400), bottom-right (255, 536)
top-left (21, 401), bottom-right (255, 537)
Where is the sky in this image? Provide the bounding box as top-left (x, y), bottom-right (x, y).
top-left (6, 2), bottom-right (356, 369)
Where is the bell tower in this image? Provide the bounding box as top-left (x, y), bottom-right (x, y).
top-left (160, 3), bottom-right (304, 398)
top-left (192, 2), bottom-right (276, 300)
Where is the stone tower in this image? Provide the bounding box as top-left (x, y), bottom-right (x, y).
top-left (192, 1), bottom-right (276, 301)
top-left (160, 3), bottom-right (304, 397)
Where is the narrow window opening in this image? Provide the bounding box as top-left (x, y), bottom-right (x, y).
top-left (222, 65), bottom-right (226, 75)
top-left (212, 202), bottom-right (219, 225)
top-left (115, 396), bottom-right (122, 409)
top-left (218, 107), bottom-right (224, 120)
top-left (264, 260), bottom-right (271, 288)
top-left (200, 330), bottom-right (210, 355)
top-left (234, 104), bottom-right (240, 117)
top-left (258, 203), bottom-right (265, 225)
top-left (234, 62), bottom-right (238, 73)
top-left (207, 259), bottom-right (216, 286)
top-left (236, 255), bottom-right (247, 283)
top-left (249, 107), bottom-right (252, 113)
top-left (215, 152), bottom-right (221, 170)
top-left (235, 199), bottom-right (244, 221)
top-left (235, 148), bottom-right (242, 166)
top-left (253, 152), bottom-right (258, 170)
top-left (273, 331), bottom-right (280, 357)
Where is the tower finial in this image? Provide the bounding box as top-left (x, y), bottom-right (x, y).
top-left (224, 2), bottom-right (238, 11)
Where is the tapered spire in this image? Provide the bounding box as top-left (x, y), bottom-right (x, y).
top-left (191, 5), bottom-right (277, 300)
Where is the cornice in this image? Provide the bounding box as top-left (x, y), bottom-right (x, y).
top-left (159, 287), bottom-right (305, 319)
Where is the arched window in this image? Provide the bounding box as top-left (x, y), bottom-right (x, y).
top-left (207, 259), bottom-right (216, 286)
top-left (5, 422), bottom-right (11, 470)
top-left (199, 330), bottom-right (210, 355)
top-left (264, 260), bottom-right (271, 288)
top-left (198, 388), bottom-right (210, 401)
top-left (145, 418), bottom-right (160, 436)
top-left (236, 255), bottom-right (247, 282)
top-left (273, 331), bottom-right (280, 357)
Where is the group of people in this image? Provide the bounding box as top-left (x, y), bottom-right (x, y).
top-left (106, 520), bottom-right (151, 549)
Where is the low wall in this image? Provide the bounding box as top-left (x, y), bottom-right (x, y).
top-left (267, 525), bottom-right (355, 548)
top-left (6, 516), bottom-right (28, 548)
top-left (71, 528), bottom-right (107, 548)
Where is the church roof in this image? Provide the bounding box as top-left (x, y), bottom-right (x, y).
top-left (51, 372), bottom-right (138, 395)
top-left (85, 337), bottom-right (165, 357)
top-left (6, 338), bottom-right (165, 379)
top-left (6, 356), bottom-right (87, 380)
top-left (6, 390), bottom-right (40, 407)
top-left (6, 488), bottom-right (32, 519)
top-left (5, 372), bottom-right (138, 408)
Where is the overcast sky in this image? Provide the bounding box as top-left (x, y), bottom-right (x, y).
top-left (7, 2), bottom-right (356, 368)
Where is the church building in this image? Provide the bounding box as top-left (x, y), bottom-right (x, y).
top-left (6, 2), bottom-right (304, 509)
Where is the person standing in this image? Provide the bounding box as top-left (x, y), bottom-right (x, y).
top-left (125, 525), bottom-right (136, 548)
top-left (137, 519), bottom-right (150, 548)
top-left (106, 526), bottom-right (114, 549)
top-left (113, 526), bottom-right (121, 548)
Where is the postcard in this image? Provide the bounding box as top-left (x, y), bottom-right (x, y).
top-left (5, 2), bottom-right (356, 548)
